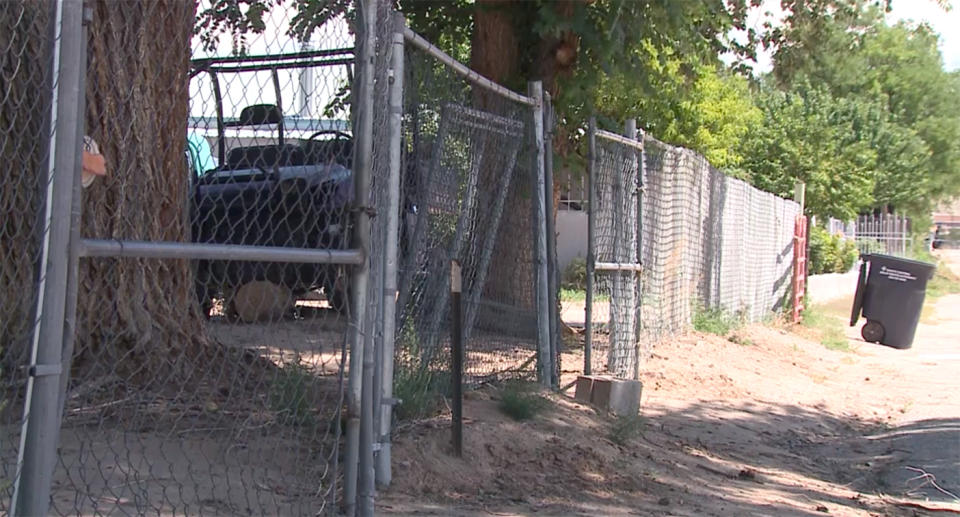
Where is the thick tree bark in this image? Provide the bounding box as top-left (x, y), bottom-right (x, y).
top-left (75, 0), bottom-right (210, 379)
top-left (470, 0), bottom-right (578, 332)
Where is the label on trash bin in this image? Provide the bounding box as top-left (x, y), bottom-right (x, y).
top-left (878, 265), bottom-right (917, 282)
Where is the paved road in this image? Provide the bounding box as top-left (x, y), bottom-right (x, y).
top-left (852, 251), bottom-right (960, 503)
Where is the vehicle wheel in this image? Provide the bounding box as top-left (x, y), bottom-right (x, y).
top-left (861, 320), bottom-right (884, 343)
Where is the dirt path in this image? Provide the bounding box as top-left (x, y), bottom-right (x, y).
top-left (843, 251), bottom-right (960, 503)
top-left (379, 252), bottom-right (960, 516)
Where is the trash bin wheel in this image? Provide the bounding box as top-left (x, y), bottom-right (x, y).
top-left (861, 320), bottom-right (884, 343)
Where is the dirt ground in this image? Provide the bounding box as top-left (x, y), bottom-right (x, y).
top-left (379, 251), bottom-right (960, 516)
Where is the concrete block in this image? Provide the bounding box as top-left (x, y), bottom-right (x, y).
top-left (572, 375), bottom-right (642, 416)
top-left (608, 378), bottom-right (643, 416)
top-left (574, 376), bottom-right (595, 404)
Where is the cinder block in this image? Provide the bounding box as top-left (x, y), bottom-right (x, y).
top-left (608, 378), bottom-right (643, 416)
top-left (574, 376), bottom-right (595, 403)
top-left (572, 375), bottom-right (642, 416)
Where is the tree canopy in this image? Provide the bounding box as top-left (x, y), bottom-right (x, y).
top-left (197, 0), bottom-right (960, 220)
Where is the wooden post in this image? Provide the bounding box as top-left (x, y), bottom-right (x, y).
top-left (450, 261), bottom-right (463, 457)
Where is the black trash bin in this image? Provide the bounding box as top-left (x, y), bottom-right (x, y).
top-left (849, 254), bottom-right (936, 349)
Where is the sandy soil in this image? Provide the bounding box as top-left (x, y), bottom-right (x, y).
top-left (379, 251), bottom-right (960, 516)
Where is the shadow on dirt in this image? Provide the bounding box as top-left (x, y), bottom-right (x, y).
top-left (381, 395), bottom-right (959, 516)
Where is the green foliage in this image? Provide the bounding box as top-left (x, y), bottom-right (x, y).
top-left (921, 258), bottom-right (960, 300)
top-left (393, 363), bottom-right (450, 421)
top-left (809, 225), bottom-right (858, 274)
top-left (269, 363), bottom-right (318, 427)
top-left (801, 304), bottom-right (851, 351)
top-left (763, 3), bottom-right (960, 218)
top-left (497, 380), bottom-right (547, 421)
top-left (393, 317), bottom-right (450, 421)
top-left (562, 257), bottom-right (587, 291)
top-left (692, 305), bottom-right (742, 336)
top-left (609, 413), bottom-right (645, 445)
top-left (738, 84), bottom-right (877, 220)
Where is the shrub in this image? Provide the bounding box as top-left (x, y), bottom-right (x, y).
top-left (562, 257), bottom-right (587, 291)
top-left (497, 380), bottom-right (547, 421)
top-left (692, 305), bottom-right (741, 336)
top-left (393, 363), bottom-right (449, 421)
top-left (809, 225), bottom-right (858, 274)
top-left (269, 363), bottom-right (317, 426)
top-left (392, 319), bottom-right (450, 421)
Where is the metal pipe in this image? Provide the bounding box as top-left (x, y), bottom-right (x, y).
top-left (595, 128), bottom-right (644, 150)
top-left (205, 58), bottom-right (354, 75)
top-left (624, 119), bottom-right (639, 381)
top-left (190, 47), bottom-right (354, 67)
top-left (56, 0), bottom-right (92, 445)
top-left (12, 1), bottom-right (83, 513)
top-left (529, 80), bottom-right (551, 386)
top-left (210, 72), bottom-right (225, 166)
top-left (543, 91), bottom-right (559, 388)
top-left (79, 239), bottom-right (365, 264)
top-left (347, 0), bottom-right (376, 514)
top-left (271, 68), bottom-right (284, 147)
top-left (298, 42), bottom-right (314, 118)
top-left (584, 117), bottom-right (597, 376)
top-left (374, 12), bottom-right (405, 487)
top-left (450, 261), bottom-right (463, 457)
top-left (595, 262), bottom-right (644, 272)
top-left (402, 27), bottom-right (536, 107)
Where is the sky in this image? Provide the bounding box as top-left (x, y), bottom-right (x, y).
top-left (745, 0), bottom-right (960, 72)
top-left (191, 0), bottom-right (960, 123)
top-left (888, 0), bottom-right (960, 71)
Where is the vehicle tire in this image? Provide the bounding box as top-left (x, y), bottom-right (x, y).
top-left (861, 320), bottom-right (884, 343)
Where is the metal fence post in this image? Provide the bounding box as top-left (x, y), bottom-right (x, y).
top-left (11, 1), bottom-right (85, 514)
top-left (528, 80), bottom-right (551, 386)
top-left (543, 91), bottom-right (559, 388)
top-left (624, 119), bottom-right (640, 380)
top-left (584, 117), bottom-right (597, 376)
top-left (345, 0), bottom-right (377, 514)
top-left (374, 10), bottom-right (404, 488)
top-left (450, 261), bottom-right (464, 456)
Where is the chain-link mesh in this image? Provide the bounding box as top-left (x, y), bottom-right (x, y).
top-left (0, 1), bottom-right (56, 510)
top-left (590, 132), bottom-right (642, 379)
top-left (3, 3), bottom-right (361, 514)
top-left (585, 130), bottom-right (800, 379)
top-left (395, 37), bottom-right (538, 386)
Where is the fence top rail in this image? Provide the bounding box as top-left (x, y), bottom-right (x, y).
top-left (595, 128), bottom-right (643, 151)
top-left (402, 27), bottom-right (537, 107)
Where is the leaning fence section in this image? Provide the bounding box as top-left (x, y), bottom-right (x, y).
top-left (395, 30), bottom-right (543, 387)
top-left (585, 123), bottom-right (800, 379)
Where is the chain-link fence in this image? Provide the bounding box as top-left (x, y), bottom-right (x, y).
top-left (3, 1), bottom-right (364, 514)
top-left (584, 121), bottom-right (801, 379)
top-left (1, 0), bottom-right (57, 510)
top-left (3, 2), bottom-right (554, 514)
top-left (395, 30), bottom-right (546, 387)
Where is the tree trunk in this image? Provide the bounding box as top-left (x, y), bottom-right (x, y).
top-left (470, 0), bottom-right (534, 334)
top-left (470, 0), bottom-right (578, 335)
top-left (75, 0), bottom-right (210, 379)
